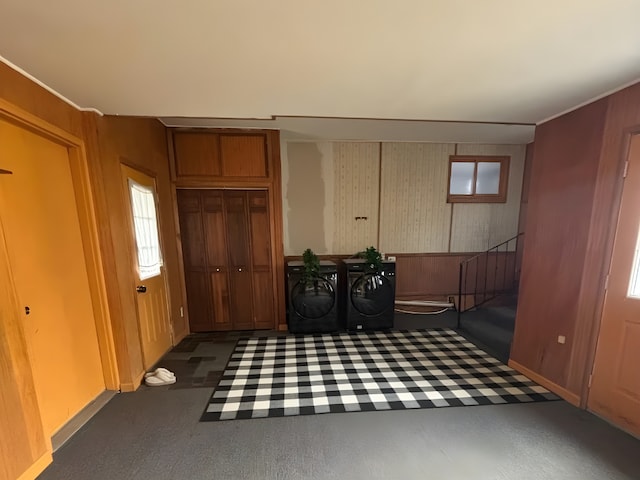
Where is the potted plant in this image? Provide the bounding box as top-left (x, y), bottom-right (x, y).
top-left (358, 246), bottom-right (383, 272)
top-left (302, 248), bottom-right (320, 286)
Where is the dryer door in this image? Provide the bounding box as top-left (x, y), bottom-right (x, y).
top-left (291, 275), bottom-right (336, 319)
top-left (350, 272), bottom-right (394, 316)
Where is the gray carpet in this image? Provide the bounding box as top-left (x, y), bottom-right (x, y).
top-left (39, 381), bottom-right (640, 479)
top-left (37, 312), bottom-right (640, 479)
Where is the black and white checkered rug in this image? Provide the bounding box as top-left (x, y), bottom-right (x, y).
top-left (201, 328), bottom-right (557, 421)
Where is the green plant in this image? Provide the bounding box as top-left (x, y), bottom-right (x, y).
top-left (358, 246), bottom-right (383, 272)
top-left (302, 248), bottom-right (320, 285)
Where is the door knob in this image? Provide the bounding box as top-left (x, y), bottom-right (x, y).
top-left (136, 285), bottom-right (147, 293)
top-left (238, 268), bottom-right (242, 272)
top-left (216, 268), bottom-right (220, 272)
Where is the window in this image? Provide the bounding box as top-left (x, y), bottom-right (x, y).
top-left (628, 222), bottom-right (640, 299)
top-left (128, 179), bottom-right (163, 279)
top-left (447, 156), bottom-right (510, 203)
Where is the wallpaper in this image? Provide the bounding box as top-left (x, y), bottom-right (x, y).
top-left (379, 142), bottom-right (454, 253)
top-left (332, 142), bottom-right (380, 255)
top-left (450, 144), bottom-right (526, 252)
top-left (283, 140), bottom-right (526, 256)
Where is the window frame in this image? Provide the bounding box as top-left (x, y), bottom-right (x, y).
top-left (447, 155), bottom-right (510, 203)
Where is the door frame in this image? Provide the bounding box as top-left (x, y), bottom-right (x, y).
top-left (0, 98), bottom-right (119, 390)
top-left (581, 125), bottom-right (640, 407)
top-left (119, 160), bottom-right (174, 366)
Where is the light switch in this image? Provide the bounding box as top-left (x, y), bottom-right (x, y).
top-left (557, 335), bottom-right (566, 344)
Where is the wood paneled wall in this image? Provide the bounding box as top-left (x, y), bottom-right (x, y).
top-left (511, 99), bottom-right (608, 401)
top-left (511, 82), bottom-right (640, 406)
top-left (284, 252), bottom-right (515, 300)
top-left (0, 62), bottom-right (187, 431)
top-left (85, 114), bottom-right (187, 389)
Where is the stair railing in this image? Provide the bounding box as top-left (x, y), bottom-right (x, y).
top-left (457, 233), bottom-right (524, 328)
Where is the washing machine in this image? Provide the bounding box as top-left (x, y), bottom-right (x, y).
top-left (343, 259), bottom-right (396, 331)
top-left (287, 260), bottom-right (340, 333)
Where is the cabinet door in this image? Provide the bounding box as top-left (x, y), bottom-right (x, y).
top-left (224, 191), bottom-right (254, 330)
top-left (202, 191), bottom-right (231, 331)
top-left (219, 135), bottom-right (268, 178)
top-left (248, 191), bottom-right (275, 329)
top-left (173, 133), bottom-right (221, 179)
top-left (177, 190), bottom-right (214, 332)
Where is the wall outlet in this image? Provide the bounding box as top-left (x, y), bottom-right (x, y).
top-left (557, 335), bottom-right (566, 344)
top-left (387, 256), bottom-right (397, 262)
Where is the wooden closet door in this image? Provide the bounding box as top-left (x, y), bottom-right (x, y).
top-left (202, 191), bottom-right (232, 331)
top-left (224, 191), bottom-right (254, 330)
top-left (177, 190), bottom-right (214, 332)
top-left (248, 191), bottom-right (275, 329)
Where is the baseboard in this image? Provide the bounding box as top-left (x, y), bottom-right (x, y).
top-left (508, 359), bottom-right (581, 407)
top-left (17, 451), bottom-right (52, 480)
top-left (121, 370), bottom-right (145, 392)
top-left (51, 390), bottom-right (117, 452)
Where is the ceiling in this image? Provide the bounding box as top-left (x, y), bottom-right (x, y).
top-left (1, 0), bottom-right (639, 143)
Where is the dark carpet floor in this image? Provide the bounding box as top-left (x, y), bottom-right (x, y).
top-left (39, 389), bottom-right (640, 479)
top-left (37, 309), bottom-right (640, 479)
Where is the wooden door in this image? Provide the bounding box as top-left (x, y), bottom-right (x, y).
top-left (588, 134), bottom-right (640, 437)
top-left (177, 189), bottom-right (275, 331)
top-left (203, 191), bottom-right (232, 330)
top-left (248, 191), bottom-right (275, 329)
top-left (0, 213), bottom-right (50, 480)
top-left (224, 191), bottom-right (254, 330)
top-left (177, 190), bottom-right (214, 332)
top-left (121, 165), bottom-right (173, 369)
top-left (0, 119), bottom-right (105, 437)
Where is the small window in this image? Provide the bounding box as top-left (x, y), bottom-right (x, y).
top-left (128, 179), bottom-right (163, 279)
top-left (448, 156), bottom-right (509, 203)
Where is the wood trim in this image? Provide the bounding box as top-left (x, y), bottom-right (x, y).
top-left (51, 390), bottom-right (116, 452)
top-left (268, 131), bottom-right (287, 330)
top-left (509, 359), bottom-right (581, 407)
top-left (166, 132), bottom-right (191, 342)
top-left (120, 370), bottom-right (146, 393)
top-left (175, 179), bottom-right (273, 189)
top-left (16, 452), bottom-right (52, 480)
top-left (447, 155), bottom-right (510, 203)
top-left (166, 115), bottom-right (535, 127)
top-left (0, 99), bottom-right (119, 391)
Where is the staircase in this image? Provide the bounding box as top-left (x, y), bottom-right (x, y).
top-left (458, 296), bottom-right (517, 363)
top-left (456, 234), bottom-right (523, 363)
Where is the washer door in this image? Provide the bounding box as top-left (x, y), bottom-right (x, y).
top-left (350, 273), bottom-right (394, 316)
top-left (291, 276), bottom-right (336, 319)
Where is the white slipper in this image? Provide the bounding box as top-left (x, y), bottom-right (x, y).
top-left (144, 368), bottom-right (175, 379)
top-left (144, 372), bottom-right (176, 386)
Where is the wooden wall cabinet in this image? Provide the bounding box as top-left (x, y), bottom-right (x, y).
top-left (170, 128), bottom-right (286, 332)
top-left (172, 132), bottom-right (268, 181)
top-left (177, 189), bottom-right (275, 331)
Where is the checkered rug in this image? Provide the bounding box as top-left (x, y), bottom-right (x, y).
top-left (201, 328), bottom-right (557, 421)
